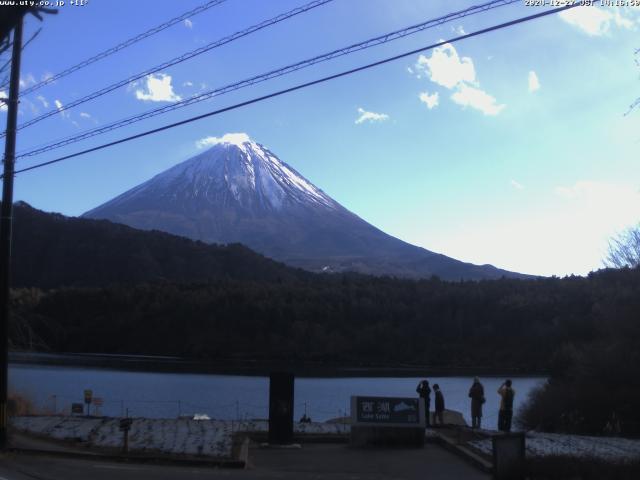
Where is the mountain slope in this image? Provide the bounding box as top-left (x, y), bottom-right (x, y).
top-left (84, 133), bottom-right (528, 280)
top-left (10, 202), bottom-right (304, 288)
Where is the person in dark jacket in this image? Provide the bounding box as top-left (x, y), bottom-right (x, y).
top-left (416, 379), bottom-right (431, 426)
top-left (468, 377), bottom-right (485, 429)
top-left (433, 384), bottom-right (445, 426)
top-left (497, 379), bottom-right (515, 432)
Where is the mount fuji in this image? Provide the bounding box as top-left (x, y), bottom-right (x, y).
top-left (83, 133), bottom-right (525, 280)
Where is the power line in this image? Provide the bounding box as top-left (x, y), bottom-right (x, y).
top-left (7, 3), bottom-right (578, 178)
top-left (6, 0), bottom-right (335, 136)
top-left (0, 28), bottom-right (40, 83)
top-left (15, 0), bottom-right (520, 158)
top-left (14, 0), bottom-right (517, 150)
top-left (0, 0), bottom-right (228, 95)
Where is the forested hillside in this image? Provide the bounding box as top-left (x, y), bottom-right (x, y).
top-left (10, 202), bottom-right (306, 288)
top-left (11, 268), bottom-right (639, 374)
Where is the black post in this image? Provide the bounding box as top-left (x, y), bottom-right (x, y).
top-left (268, 372), bottom-right (294, 445)
top-left (123, 428), bottom-right (129, 454)
top-left (0, 16), bottom-right (23, 450)
top-left (119, 417), bottom-right (132, 453)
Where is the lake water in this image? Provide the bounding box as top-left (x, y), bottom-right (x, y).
top-left (9, 364), bottom-right (545, 427)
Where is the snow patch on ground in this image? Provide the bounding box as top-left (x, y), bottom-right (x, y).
top-left (469, 432), bottom-right (640, 462)
top-left (11, 416), bottom-right (350, 459)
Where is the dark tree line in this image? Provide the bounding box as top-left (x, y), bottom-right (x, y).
top-left (9, 267), bottom-right (638, 370)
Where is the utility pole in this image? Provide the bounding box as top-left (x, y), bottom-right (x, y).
top-left (0, 15), bottom-right (22, 450)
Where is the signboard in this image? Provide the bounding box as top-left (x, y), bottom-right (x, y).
top-left (83, 389), bottom-right (93, 404)
top-left (351, 396), bottom-right (424, 427)
top-left (350, 396), bottom-right (426, 447)
top-left (93, 397), bottom-right (103, 407)
top-left (71, 403), bottom-right (84, 415)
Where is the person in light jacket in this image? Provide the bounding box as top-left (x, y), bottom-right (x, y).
top-left (497, 379), bottom-right (515, 432)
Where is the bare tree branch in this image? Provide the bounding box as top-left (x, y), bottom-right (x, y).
top-left (605, 224), bottom-right (640, 268)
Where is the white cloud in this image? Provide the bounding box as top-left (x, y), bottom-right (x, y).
top-left (558, 6), bottom-right (636, 36)
top-left (406, 66), bottom-right (414, 75)
top-left (415, 43), bottom-right (504, 116)
top-left (415, 43), bottom-right (476, 89)
top-left (79, 111), bottom-right (99, 125)
top-left (355, 107), bottom-right (389, 124)
top-left (418, 91), bottom-right (439, 110)
top-left (127, 80), bottom-right (138, 90)
top-left (196, 132), bottom-right (251, 149)
top-left (450, 83), bottom-right (505, 116)
top-left (135, 73), bottom-right (182, 102)
top-left (36, 95), bottom-right (49, 108)
top-left (453, 25), bottom-right (466, 35)
top-left (528, 70), bottom-right (540, 93)
top-left (182, 81), bottom-right (194, 87)
top-left (612, 9), bottom-right (634, 29)
top-left (19, 73), bottom-right (36, 89)
top-left (559, 7), bottom-right (610, 35)
top-left (510, 179), bottom-right (524, 190)
top-left (0, 91), bottom-right (7, 112)
top-left (54, 99), bottom-right (69, 118)
top-left (184, 18), bottom-right (193, 29)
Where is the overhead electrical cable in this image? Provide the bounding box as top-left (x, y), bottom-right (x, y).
top-left (0, 27), bottom-right (40, 78)
top-left (6, 3), bottom-right (578, 178)
top-left (6, 0), bottom-right (334, 136)
top-left (15, 0), bottom-right (519, 157)
top-left (0, 0), bottom-right (229, 94)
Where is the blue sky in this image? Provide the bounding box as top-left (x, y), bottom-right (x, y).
top-left (2, 0), bottom-right (639, 277)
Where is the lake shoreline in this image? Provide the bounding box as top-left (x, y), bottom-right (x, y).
top-left (9, 351), bottom-right (547, 378)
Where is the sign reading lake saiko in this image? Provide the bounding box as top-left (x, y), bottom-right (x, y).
top-left (353, 396), bottom-right (421, 425)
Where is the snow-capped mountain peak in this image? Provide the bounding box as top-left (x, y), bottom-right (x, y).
top-left (89, 133), bottom-right (336, 214)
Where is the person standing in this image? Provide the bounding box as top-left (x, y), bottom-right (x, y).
top-left (468, 377), bottom-right (485, 429)
top-left (416, 379), bottom-right (431, 426)
top-left (497, 379), bottom-right (515, 432)
top-left (433, 384), bottom-right (445, 426)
